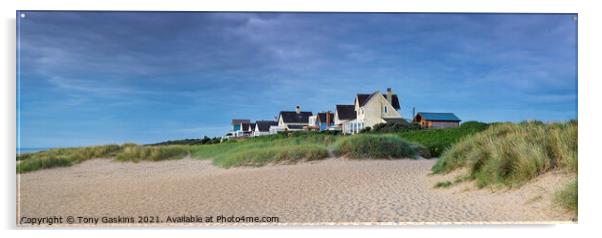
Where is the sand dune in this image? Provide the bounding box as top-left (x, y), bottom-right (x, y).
top-left (17, 158), bottom-right (575, 225)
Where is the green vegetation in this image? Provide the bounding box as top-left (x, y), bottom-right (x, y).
top-left (17, 158), bottom-right (72, 173)
top-left (371, 121), bottom-right (421, 133)
top-left (17, 144), bottom-right (122, 173)
top-left (17, 144), bottom-right (190, 173)
top-left (213, 144), bottom-right (329, 168)
top-left (115, 145), bottom-right (190, 162)
top-left (192, 132), bottom-right (338, 167)
top-left (432, 121), bottom-right (577, 188)
top-left (554, 180), bottom-right (578, 213)
top-left (434, 181), bottom-right (453, 188)
top-left (332, 134), bottom-right (417, 159)
top-left (149, 136), bottom-right (221, 146)
top-left (398, 121), bottom-right (489, 157)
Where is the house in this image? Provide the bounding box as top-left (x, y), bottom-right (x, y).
top-left (253, 120), bottom-right (278, 136)
top-left (307, 115), bottom-right (320, 131)
top-left (231, 119), bottom-right (251, 137)
top-left (316, 111), bottom-right (335, 131)
top-left (237, 121), bottom-right (253, 137)
top-left (277, 106), bottom-right (313, 131)
top-left (342, 88), bottom-right (403, 134)
top-left (334, 105), bottom-right (356, 130)
top-left (413, 112), bottom-right (461, 129)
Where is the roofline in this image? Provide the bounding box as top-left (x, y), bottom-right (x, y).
top-left (421, 119), bottom-right (461, 122)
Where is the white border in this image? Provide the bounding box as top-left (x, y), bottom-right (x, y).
top-left (2, 0), bottom-right (601, 238)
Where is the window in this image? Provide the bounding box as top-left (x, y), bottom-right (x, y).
top-left (384, 106), bottom-right (388, 113)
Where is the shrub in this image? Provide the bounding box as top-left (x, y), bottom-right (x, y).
top-left (371, 121), bottom-right (420, 133)
top-left (554, 180), bottom-right (577, 213)
top-left (332, 134), bottom-right (416, 159)
top-left (432, 121), bottom-right (577, 188)
top-left (359, 126), bottom-right (372, 133)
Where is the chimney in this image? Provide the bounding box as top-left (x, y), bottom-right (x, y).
top-left (386, 88), bottom-right (393, 104)
top-left (296, 105), bottom-right (301, 114)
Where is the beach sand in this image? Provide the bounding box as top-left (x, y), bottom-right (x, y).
top-left (17, 158), bottom-right (576, 225)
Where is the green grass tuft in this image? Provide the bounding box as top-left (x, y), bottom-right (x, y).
top-left (212, 144), bottom-right (329, 168)
top-left (115, 145), bottom-right (190, 162)
top-left (434, 181), bottom-right (453, 188)
top-left (554, 180), bottom-right (578, 213)
top-left (17, 158), bottom-right (72, 173)
top-left (332, 134), bottom-right (416, 159)
top-left (399, 121), bottom-right (489, 157)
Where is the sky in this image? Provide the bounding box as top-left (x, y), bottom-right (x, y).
top-left (17, 12), bottom-right (577, 148)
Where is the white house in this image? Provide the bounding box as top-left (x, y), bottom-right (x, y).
top-left (334, 104), bottom-right (356, 131)
top-left (342, 88), bottom-right (403, 134)
top-left (277, 106), bottom-right (313, 131)
top-left (253, 120), bottom-right (278, 136)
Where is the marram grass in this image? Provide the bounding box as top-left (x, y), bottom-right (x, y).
top-left (432, 121), bottom-right (577, 188)
top-left (114, 145), bottom-right (190, 162)
top-left (16, 144), bottom-right (190, 173)
top-left (212, 144), bottom-right (329, 168)
top-left (554, 180), bottom-right (578, 213)
top-left (17, 144), bottom-right (122, 173)
top-left (332, 134), bottom-right (417, 159)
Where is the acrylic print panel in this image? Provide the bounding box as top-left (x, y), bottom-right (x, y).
top-left (16, 11), bottom-right (578, 226)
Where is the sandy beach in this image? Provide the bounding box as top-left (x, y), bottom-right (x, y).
top-left (17, 158), bottom-right (576, 225)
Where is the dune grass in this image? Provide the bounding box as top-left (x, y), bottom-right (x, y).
top-left (114, 145), bottom-right (190, 162)
top-left (212, 144), bottom-right (329, 168)
top-left (191, 133), bottom-right (337, 167)
top-left (432, 121), bottom-right (577, 188)
top-left (554, 180), bottom-right (578, 213)
top-left (398, 121), bottom-right (489, 157)
top-left (17, 144), bottom-right (122, 173)
top-left (17, 144), bottom-right (190, 173)
top-left (332, 134), bottom-right (417, 159)
top-left (17, 158), bottom-right (73, 173)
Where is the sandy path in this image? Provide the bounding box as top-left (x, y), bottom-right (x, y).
top-left (17, 158), bottom-right (575, 225)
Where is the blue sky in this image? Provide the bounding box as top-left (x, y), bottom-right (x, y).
top-left (17, 12), bottom-right (577, 148)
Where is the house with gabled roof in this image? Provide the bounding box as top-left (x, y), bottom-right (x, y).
top-left (413, 112), bottom-right (461, 128)
top-left (230, 119), bottom-right (251, 138)
top-left (342, 88), bottom-right (403, 134)
top-left (276, 106), bottom-right (313, 131)
top-left (253, 120), bottom-right (278, 136)
top-left (334, 105), bottom-right (356, 129)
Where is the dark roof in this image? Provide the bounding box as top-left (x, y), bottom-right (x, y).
top-left (279, 111), bottom-right (313, 123)
top-left (241, 122), bottom-right (251, 131)
top-left (335, 105), bottom-right (356, 120)
top-left (249, 124), bottom-right (256, 131)
top-left (356, 93), bottom-right (401, 110)
top-left (317, 112), bottom-right (335, 124)
top-left (232, 119), bottom-right (250, 125)
top-left (287, 125), bottom-right (305, 130)
top-left (255, 120), bottom-right (278, 132)
top-left (415, 112), bottom-right (461, 122)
